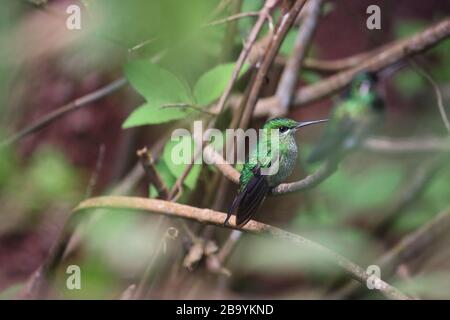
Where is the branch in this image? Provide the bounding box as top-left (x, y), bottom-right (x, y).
top-left (240, 0), bottom-right (308, 128)
top-left (408, 58), bottom-right (450, 134)
top-left (364, 136), bottom-right (450, 153)
top-left (254, 17), bottom-right (450, 116)
top-left (69, 196), bottom-right (410, 300)
top-left (137, 147), bottom-right (169, 199)
top-left (334, 206), bottom-right (450, 299)
top-left (1, 78), bottom-right (127, 147)
top-left (273, 0), bottom-right (322, 117)
top-left (203, 144), bottom-right (337, 195)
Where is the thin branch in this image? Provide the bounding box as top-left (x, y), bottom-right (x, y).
top-left (69, 196), bottom-right (411, 300)
top-left (373, 156), bottom-right (446, 238)
top-left (137, 147), bottom-right (169, 199)
top-left (1, 78), bottom-right (127, 147)
top-left (364, 136), bottom-right (450, 153)
top-left (408, 58), bottom-right (450, 134)
top-left (273, 0), bottom-right (322, 117)
top-left (240, 0), bottom-right (308, 128)
top-left (253, 17), bottom-right (450, 116)
top-left (202, 144), bottom-right (337, 195)
top-left (333, 206), bottom-right (450, 299)
top-left (214, 0), bottom-right (277, 119)
top-left (206, 11), bottom-right (260, 27)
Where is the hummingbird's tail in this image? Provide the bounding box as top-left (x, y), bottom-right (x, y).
top-left (224, 170), bottom-right (270, 228)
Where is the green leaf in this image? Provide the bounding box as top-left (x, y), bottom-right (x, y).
top-left (163, 135), bottom-right (202, 190)
top-left (122, 102), bottom-right (191, 128)
top-left (124, 60), bottom-right (192, 103)
top-left (193, 63), bottom-right (249, 106)
top-left (123, 60), bottom-right (194, 127)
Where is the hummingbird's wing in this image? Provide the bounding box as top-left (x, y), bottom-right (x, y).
top-left (307, 115), bottom-right (355, 163)
top-left (225, 165), bottom-right (270, 228)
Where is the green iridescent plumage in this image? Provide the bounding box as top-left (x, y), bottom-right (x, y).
top-left (308, 71), bottom-right (384, 163)
top-left (225, 118), bottom-right (327, 227)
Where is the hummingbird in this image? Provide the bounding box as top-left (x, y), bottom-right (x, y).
top-left (224, 118), bottom-right (328, 227)
top-left (307, 71), bottom-right (384, 163)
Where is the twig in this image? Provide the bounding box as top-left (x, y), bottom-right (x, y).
top-left (1, 78), bottom-right (127, 147)
top-left (68, 196), bottom-right (411, 300)
top-left (214, 0), bottom-right (277, 119)
top-left (202, 144), bottom-right (337, 195)
top-left (239, 0), bottom-right (308, 128)
top-left (273, 0), bottom-right (322, 117)
top-left (333, 206), bottom-right (450, 299)
top-left (137, 147), bottom-right (169, 199)
top-left (364, 136), bottom-right (450, 153)
top-left (167, 0), bottom-right (278, 199)
top-left (84, 144), bottom-right (106, 199)
top-left (253, 17), bottom-right (450, 116)
top-left (408, 58), bottom-right (450, 134)
top-left (373, 156), bottom-right (446, 237)
top-left (206, 11), bottom-right (260, 27)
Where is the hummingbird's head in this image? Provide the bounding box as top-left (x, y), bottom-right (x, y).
top-left (264, 118), bottom-right (328, 136)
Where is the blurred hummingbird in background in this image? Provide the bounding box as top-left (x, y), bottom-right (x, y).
top-left (224, 118), bottom-right (327, 227)
top-left (307, 71), bottom-right (385, 163)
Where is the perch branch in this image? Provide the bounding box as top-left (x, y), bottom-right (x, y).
top-left (203, 144), bottom-right (337, 194)
top-left (69, 196), bottom-right (410, 300)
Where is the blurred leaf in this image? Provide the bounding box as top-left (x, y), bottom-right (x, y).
top-left (193, 63), bottom-right (248, 106)
top-left (85, 209), bottom-right (158, 276)
top-left (122, 102), bottom-right (192, 128)
top-left (27, 147), bottom-right (81, 204)
top-left (396, 271), bottom-right (450, 299)
top-left (301, 71), bottom-right (321, 84)
top-left (394, 19), bottom-right (427, 39)
top-left (322, 2), bottom-right (336, 16)
top-left (319, 164), bottom-right (403, 213)
top-left (294, 204), bottom-right (338, 227)
top-left (58, 257), bottom-right (120, 299)
top-left (163, 136), bottom-right (202, 190)
top-left (430, 39), bottom-right (450, 82)
top-left (394, 69), bottom-right (425, 96)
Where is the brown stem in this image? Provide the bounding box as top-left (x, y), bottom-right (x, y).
top-left (69, 195), bottom-right (411, 300)
top-left (273, 0), bottom-right (322, 117)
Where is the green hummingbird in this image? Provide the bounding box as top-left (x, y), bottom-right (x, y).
top-left (224, 118), bottom-right (328, 227)
top-left (307, 71), bottom-right (384, 163)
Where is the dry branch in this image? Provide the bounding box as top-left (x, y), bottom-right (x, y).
top-left (69, 195), bottom-right (411, 300)
top-left (254, 17), bottom-right (450, 116)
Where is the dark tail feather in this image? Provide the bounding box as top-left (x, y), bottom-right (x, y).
top-left (225, 172), bottom-right (270, 227)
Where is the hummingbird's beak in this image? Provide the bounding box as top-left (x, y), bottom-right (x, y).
top-left (295, 119), bottom-right (328, 130)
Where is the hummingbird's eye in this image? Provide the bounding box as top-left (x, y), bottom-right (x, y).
top-left (279, 126), bottom-right (288, 133)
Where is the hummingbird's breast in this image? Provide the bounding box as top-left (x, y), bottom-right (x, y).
top-left (266, 136), bottom-right (298, 187)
